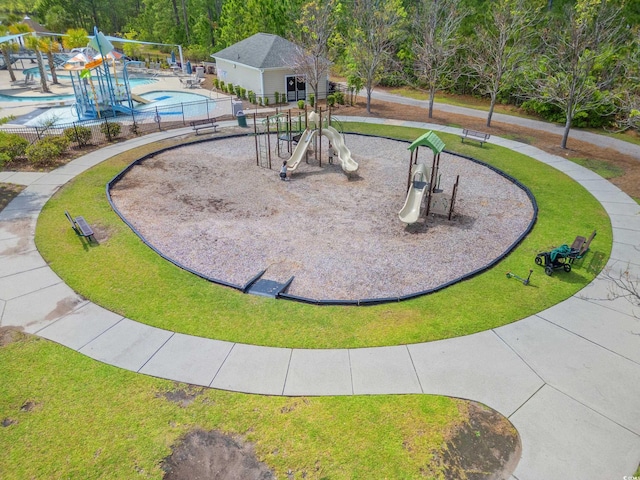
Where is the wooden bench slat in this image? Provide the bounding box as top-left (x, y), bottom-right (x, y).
top-left (65, 210), bottom-right (96, 243)
top-left (461, 128), bottom-right (490, 146)
top-left (190, 118), bottom-right (218, 135)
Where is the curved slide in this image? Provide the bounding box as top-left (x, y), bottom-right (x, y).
top-left (322, 126), bottom-right (359, 173)
top-left (131, 93), bottom-right (151, 105)
top-left (398, 164), bottom-right (430, 224)
top-left (287, 128), bottom-right (317, 172)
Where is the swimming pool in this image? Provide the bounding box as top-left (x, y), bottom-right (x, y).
top-left (20, 90), bottom-right (215, 126)
top-left (0, 78), bottom-right (158, 103)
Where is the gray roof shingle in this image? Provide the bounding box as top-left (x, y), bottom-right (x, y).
top-left (212, 33), bottom-right (299, 69)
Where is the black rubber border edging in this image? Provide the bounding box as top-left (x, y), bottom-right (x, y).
top-left (107, 131), bottom-right (538, 307)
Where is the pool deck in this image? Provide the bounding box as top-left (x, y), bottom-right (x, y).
top-left (0, 68), bottom-right (216, 123)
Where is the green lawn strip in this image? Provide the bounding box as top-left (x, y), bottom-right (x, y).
top-left (598, 129), bottom-right (640, 147)
top-left (385, 87), bottom-right (538, 120)
top-left (0, 335), bottom-right (464, 479)
top-left (35, 125), bottom-right (612, 348)
top-left (569, 157), bottom-right (625, 179)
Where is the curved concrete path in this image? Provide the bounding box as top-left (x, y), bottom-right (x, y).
top-left (1, 120), bottom-right (640, 479)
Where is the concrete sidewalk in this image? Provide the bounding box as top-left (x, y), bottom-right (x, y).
top-left (1, 120), bottom-right (639, 479)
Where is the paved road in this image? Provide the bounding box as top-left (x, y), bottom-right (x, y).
top-left (1, 121), bottom-right (639, 479)
top-left (364, 88), bottom-right (640, 160)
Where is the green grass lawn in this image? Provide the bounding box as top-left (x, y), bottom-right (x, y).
top-left (34, 125), bottom-right (612, 349)
top-left (0, 332), bottom-right (466, 479)
top-left (569, 157), bottom-right (625, 179)
top-left (3, 123), bottom-right (615, 478)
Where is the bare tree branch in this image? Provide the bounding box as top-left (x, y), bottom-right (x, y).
top-left (413, 0), bottom-right (470, 119)
top-left (466, 0), bottom-right (541, 127)
top-left (347, 0), bottom-right (407, 114)
top-left (523, 0), bottom-right (626, 149)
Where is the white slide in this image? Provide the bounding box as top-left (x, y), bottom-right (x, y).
top-left (287, 129), bottom-right (317, 172)
top-left (322, 126), bottom-right (359, 173)
top-left (130, 93), bottom-right (151, 104)
top-left (398, 164), bottom-right (430, 224)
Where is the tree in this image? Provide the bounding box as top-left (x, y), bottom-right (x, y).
top-left (413, 0), bottom-right (469, 119)
top-left (613, 32), bottom-right (640, 133)
top-left (39, 37), bottom-right (62, 85)
top-left (347, 0), bottom-right (407, 114)
top-left (44, 5), bottom-right (73, 32)
top-left (62, 28), bottom-right (89, 51)
top-left (466, 0), bottom-right (541, 127)
top-left (526, 0), bottom-right (627, 149)
top-left (0, 26), bottom-right (19, 82)
top-left (290, 0), bottom-right (339, 110)
top-left (24, 34), bottom-right (51, 93)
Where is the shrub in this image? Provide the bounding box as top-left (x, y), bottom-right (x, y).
top-left (335, 92), bottom-right (345, 105)
top-left (227, 83), bottom-right (234, 94)
top-left (25, 135), bottom-right (69, 166)
top-left (100, 121), bottom-right (122, 140)
top-left (214, 78), bottom-right (220, 89)
top-left (0, 131), bottom-right (29, 162)
top-left (219, 80), bottom-right (225, 90)
top-left (327, 94), bottom-right (336, 107)
top-left (234, 85), bottom-right (242, 97)
top-left (274, 92), bottom-right (280, 104)
top-left (297, 100), bottom-right (305, 110)
top-left (309, 93), bottom-right (315, 108)
top-left (248, 91), bottom-right (255, 103)
top-left (264, 97), bottom-right (269, 106)
top-left (63, 125), bottom-right (92, 147)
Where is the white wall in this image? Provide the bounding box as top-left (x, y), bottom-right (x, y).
top-left (214, 59), bottom-right (261, 94)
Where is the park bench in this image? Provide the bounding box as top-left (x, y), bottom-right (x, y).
top-left (569, 230), bottom-right (596, 263)
top-left (65, 210), bottom-right (96, 243)
top-left (461, 129), bottom-right (490, 146)
top-left (190, 118), bottom-right (218, 135)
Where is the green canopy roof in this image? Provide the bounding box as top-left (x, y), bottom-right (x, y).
top-left (408, 131), bottom-right (445, 155)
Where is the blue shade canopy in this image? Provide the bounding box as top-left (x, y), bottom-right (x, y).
top-left (0, 33), bottom-right (27, 44)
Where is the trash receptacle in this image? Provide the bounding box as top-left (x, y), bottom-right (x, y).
top-left (237, 111), bottom-right (247, 128)
top-left (232, 100), bottom-right (243, 117)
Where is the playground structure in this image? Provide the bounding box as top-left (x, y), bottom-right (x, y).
top-left (63, 29), bottom-right (134, 120)
top-left (398, 131), bottom-right (460, 224)
top-left (252, 108), bottom-right (358, 174)
top-left (58, 28), bottom-right (187, 121)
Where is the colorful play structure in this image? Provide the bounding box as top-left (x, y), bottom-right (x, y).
top-left (398, 131), bottom-right (460, 224)
top-left (63, 28), bottom-right (135, 120)
top-left (62, 27), bottom-right (186, 120)
top-left (252, 108), bottom-right (358, 175)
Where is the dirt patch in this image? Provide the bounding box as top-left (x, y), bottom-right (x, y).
top-left (433, 402), bottom-right (520, 480)
top-left (0, 326), bottom-right (25, 347)
top-left (161, 429), bottom-right (275, 480)
top-left (0, 183), bottom-right (25, 211)
top-left (1, 418), bottom-right (17, 427)
top-left (20, 400), bottom-right (40, 412)
top-left (157, 384), bottom-right (206, 408)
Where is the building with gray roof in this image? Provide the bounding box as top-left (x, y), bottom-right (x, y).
top-left (211, 33), bottom-right (328, 104)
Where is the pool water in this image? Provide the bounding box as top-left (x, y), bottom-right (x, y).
top-left (0, 78), bottom-right (157, 103)
top-left (20, 90), bottom-right (214, 126)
